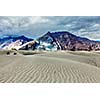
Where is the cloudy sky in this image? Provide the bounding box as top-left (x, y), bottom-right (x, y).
top-left (0, 16), bottom-right (100, 40)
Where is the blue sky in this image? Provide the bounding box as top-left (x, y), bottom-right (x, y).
top-left (0, 16), bottom-right (100, 40)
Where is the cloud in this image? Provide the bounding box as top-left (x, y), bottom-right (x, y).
top-left (0, 16), bottom-right (100, 39)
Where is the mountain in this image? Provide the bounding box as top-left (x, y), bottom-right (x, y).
top-left (1, 31), bottom-right (100, 51)
top-left (36, 31), bottom-right (100, 51)
top-left (0, 35), bottom-right (33, 50)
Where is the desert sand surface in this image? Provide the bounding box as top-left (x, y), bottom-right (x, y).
top-left (0, 50), bottom-right (100, 83)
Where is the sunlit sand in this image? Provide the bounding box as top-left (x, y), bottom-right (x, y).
top-left (0, 50), bottom-right (100, 83)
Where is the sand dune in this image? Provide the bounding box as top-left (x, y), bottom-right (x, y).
top-left (0, 50), bottom-right (100, 83)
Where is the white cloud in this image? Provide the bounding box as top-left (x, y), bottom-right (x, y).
top-left (0, 16), bottom-right (100, 39)
top-left (29, 16), bottom-right (49, 24)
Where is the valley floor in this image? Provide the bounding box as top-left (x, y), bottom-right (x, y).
top-left (0, 50), bottom-right (100, 83)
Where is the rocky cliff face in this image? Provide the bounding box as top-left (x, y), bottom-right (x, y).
top-left (36, 31), bottom-right (100, 51)
top-left (1, 31), bottom-right (100, 51)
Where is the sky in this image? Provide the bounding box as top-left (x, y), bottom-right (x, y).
top-left (0, 16), bottom-right (100, 40)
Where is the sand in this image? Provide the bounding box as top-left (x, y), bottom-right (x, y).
top-left (0, 50), bottom-right (100, 83)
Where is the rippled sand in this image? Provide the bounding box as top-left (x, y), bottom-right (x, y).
top-left (0, 50), bottom-right (100, 83)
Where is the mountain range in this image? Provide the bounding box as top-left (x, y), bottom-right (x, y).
top-left (0, 35), bottom-right (33, 50)
top-left (1, 31), bottom-right (100, 51)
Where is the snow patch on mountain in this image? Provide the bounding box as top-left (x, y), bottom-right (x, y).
top-left (0, 35), bottom-right (33, 50)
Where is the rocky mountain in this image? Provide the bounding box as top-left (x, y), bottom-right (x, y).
top-left (0, 35), bottom-right (33, 50)
top-left (19, 31), bottom-right (100, 51)
top-left (36, 31), bottom-right (100, 51)
top-left (1, 31), bottom-right (100, 51)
